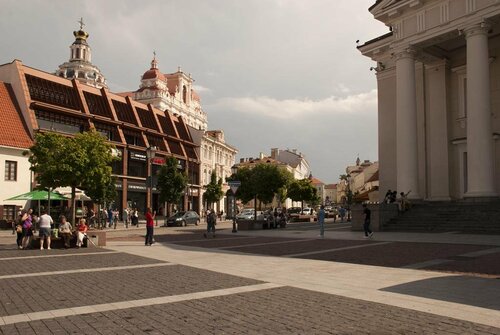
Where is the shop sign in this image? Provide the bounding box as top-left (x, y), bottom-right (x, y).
top-left (130, 152), bottom-right (147, 161)
top-left (152, 157), bottom-right (165, 165)
top-left (128, 183), bottom-right (147, 191)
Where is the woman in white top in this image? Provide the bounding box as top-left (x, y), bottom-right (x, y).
top-left (38, 209), bottom-right (53, 250)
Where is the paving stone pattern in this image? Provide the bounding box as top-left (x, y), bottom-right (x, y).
top-left (0, 265), bottom-right (262, 317)
top-left (220, 239), bottom-right (372, 256)
top-left (300, 242), bottom-right (493, 268)
top-left (0, 252), bottom-right (163, 276)
top-left (1, 286), bottom-right (499, 335)
top-left (0, 247), bottom-right (110, 259)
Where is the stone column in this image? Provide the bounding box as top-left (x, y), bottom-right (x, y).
top-left (464, 23), bottom-right (497, 197)
top-left (395, 48), bottom-right (420, 199)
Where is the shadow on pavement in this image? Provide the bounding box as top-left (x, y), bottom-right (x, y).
top-left (380, 276), bottom-right (500, 310)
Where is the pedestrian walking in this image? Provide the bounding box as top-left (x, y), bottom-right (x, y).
top-left (15, 211), bottom-right (23, 249)
top-left (133, 208), bottom-right (139, 227)
top-left (204, 209), bottom-right (216, 238)
top-left (362, 204), bottom-right (373, 238)
top-left (145, 208), bottom-right (155, 246)
top-left (21, 208), bottom-right (34, 249)
top-left (59, 215), bottom-right (73, 249)
top-left (123, 208), bottom-right (129, 228)
top-left (317, 205), bottom-right (325, 238)
top-left (38, 209), bottom-right (53, 250)
top-left (339, 207), bottom-right (346, 222)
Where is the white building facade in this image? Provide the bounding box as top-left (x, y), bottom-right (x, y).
top-left (359, 0), bottom-right (500, 201)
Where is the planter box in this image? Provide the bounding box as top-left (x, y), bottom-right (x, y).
top-left (237, 219), bottom-right (267, 230)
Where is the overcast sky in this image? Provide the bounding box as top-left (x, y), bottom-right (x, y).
top-left (0, 0), bottom-right (388, 183)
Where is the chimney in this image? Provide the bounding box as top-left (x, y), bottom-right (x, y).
top-left (240, 158), bottom-right (244, 163)
top-left (271, 148), bottom-right (279, 159)
top-left (259, 152), bottom-right (265, 159)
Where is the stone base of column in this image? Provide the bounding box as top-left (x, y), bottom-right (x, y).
top-left (464, 191), bottom-right (498, 199)
top-left (425, 196), bottom-right (451, 202)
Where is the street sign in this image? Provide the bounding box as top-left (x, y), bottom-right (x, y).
top-left (228, 181), bottom-right (241, 194)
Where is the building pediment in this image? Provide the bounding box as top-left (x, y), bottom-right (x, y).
top-left (371, 0), bottom-right (423, 22)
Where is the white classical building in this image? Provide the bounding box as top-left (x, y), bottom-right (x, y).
top-left (270, 148), bottom-right (311, 180)
top-left (359, 0), bottom-right (500, 201)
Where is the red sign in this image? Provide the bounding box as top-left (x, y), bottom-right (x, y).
top-left (152, 157), bottom-right (165, 165)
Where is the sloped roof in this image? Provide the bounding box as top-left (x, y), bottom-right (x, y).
top-left (310, 177), bottom-right (324, 185)
top-left (366, 170), bottom-right (379, 183)
top-left (0, 82), bottom-right (33, 148)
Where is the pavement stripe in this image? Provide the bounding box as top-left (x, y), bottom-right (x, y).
top-left (217, 238), bottom-right (318, 250)
top-left (402, 259), bottom-right (452, 269)
top-left (284, 242), bottom-right (393, 257)
top-left (0, 282), bottom-right (284, 325)
top-left (459, 247), bottom-right (500, 258)
top-left (0, 263), bottom-right (173, 280)
top-left (0, 251), bottom-right (120, 261)
top-left (168, 236), bottom-right (257, 244)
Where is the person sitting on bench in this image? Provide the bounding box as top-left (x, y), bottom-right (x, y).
top-left (76, 218), bottom-right (88, 248)
top-left (59, 216), bottom-right (73, 249)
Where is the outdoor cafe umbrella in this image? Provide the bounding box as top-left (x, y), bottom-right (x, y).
top-left (5, 190), bottom-right (68, 219)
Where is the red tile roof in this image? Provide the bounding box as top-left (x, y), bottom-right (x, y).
top-left (0, 82), bottom-right (33, 149)
top-left (310, 177), bottom-right (324, 185)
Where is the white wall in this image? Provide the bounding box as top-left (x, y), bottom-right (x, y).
top-left (0, 146), bottom-right (31, 211)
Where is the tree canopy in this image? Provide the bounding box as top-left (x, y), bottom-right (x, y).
top-left (287, 178), bottom-right (318, 209)
top-left (232, 164), bottom-right (292, 208)
top-left (27, 130), bottom-right (116, 224)
top-left (156, 157), bottom-right (188, 216)
top-left (203, 171), bottom-right (224, 208)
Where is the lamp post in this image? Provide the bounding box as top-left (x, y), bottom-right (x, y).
top-left (229, 164), bottom-right (240, 233)
top-left (146, 146), bottom-right (157, 212)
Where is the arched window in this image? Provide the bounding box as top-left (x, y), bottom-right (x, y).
top-left (182, 85), bottom-right (187, 103)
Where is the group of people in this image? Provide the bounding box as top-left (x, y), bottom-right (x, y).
top-left (15, 208), bottom-right (90, 250)
top-left (384, 189), bottom-right (412, 212)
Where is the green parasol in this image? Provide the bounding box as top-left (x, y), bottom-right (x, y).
top-left (5, 190), bottom-right (68, 201)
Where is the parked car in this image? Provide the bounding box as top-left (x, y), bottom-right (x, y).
top-left (165, 211), bottom-right (200, 227)
top-left (236, 209), bottom-right (265, 220)
top-left (301, 208), bottom-right (316, 215)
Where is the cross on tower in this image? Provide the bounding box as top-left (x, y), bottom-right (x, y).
top-left (78, 17), bottom-right (85, 30)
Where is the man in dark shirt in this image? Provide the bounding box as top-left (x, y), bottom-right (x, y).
top-left (362, 204), bottom-right (373, 239)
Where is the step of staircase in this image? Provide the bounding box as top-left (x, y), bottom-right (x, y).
top-left (382, 200), bottom-right (500, 234)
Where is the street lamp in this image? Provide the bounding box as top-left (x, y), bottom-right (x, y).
top-left (229, 164), bottom-right (239, 233)
top-left (346, 175), bottom-right (352, 222)
top-left (146, 146), bottom-right (158, 211)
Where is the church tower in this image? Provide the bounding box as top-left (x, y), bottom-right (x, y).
top-left (55, 18), bottom-right (107, 89)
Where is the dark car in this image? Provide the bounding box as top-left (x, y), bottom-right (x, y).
top-left (165, 211), bottom-right (200, 227)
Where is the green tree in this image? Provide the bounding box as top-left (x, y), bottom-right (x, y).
top-left (157, 157), bottom-right (188, 217)
top-left (27, 130), bottom-right (116, 224)
top-left (233, 164), bottom-right (291, 220)
top-left (288, 178), bottom-right (318, 210)
top-left (203, 171), bottom-right (224, 209)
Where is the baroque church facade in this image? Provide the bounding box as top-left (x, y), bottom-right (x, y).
top-left (359, 0), bottom-right (500, 201)
top-left (119, 53), bottom-right (237, 216)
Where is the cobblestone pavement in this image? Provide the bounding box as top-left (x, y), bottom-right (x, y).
top-left (0, 226), bottom-right (499, 334)
top-left (1, 285), bottom-right (499, 334)
top-left (146, 230), bottom-right (499, 277)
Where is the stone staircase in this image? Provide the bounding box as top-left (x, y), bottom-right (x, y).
top-left (383, 200), bottom-right (500, 234)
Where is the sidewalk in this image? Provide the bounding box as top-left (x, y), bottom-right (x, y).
top-left (0, 223), bottom-right (499, 333)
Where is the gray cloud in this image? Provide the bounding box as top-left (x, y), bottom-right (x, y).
top-left (0, 0), bottom-right (387, 183)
